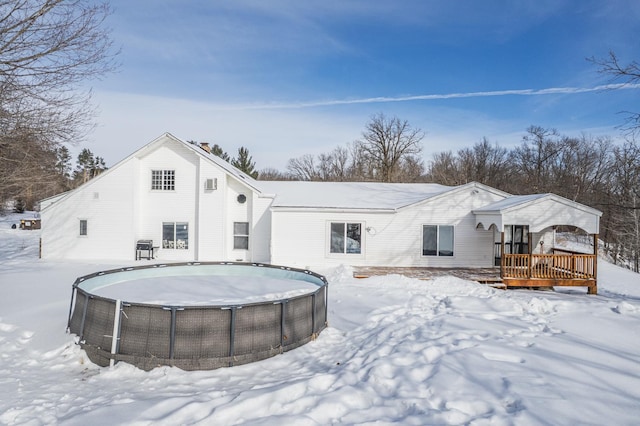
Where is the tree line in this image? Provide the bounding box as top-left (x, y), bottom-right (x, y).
top-left (8, 146), bottom-right (108, 213)
top-left (427, 128), bottom-right (640, 272)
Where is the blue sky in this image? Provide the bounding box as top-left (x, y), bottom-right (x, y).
top-left (86, 0), bottom-right (640, 171)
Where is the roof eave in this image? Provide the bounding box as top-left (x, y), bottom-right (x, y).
top-left (270, 206), bottom-right (397, 214)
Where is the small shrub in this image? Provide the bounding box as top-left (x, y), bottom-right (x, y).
top-left (13, 198), bottom-right (26, 213)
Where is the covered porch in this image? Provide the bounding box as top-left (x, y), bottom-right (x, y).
top-left (475, 194), bottom-right (602, 294)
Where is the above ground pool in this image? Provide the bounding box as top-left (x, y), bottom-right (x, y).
top-left (67, 262), bottom-right (328, 371)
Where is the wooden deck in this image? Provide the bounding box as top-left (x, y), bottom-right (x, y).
top-left (354, 253), bottom-right (598, 294)
top-left (353, 267), bottom-right (505, 287)
top-left (502, 252), bottom-right (597, 294)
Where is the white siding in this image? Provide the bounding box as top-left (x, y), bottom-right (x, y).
top-left (270, 210), bottom-right (368, 269)
top-left (196, 159), bottom-right (227, 261)
top-left (530, 231), bottom-right (555, 254)
top-left (271, 187), bottom-right (505, 269)
top-left (252, 195), bottom-right (273, 263)
top-left (504, 198), bottom-right (600, 234)
top-left (136, 143), bottom-right (198, 262)
top-left (41, 159), bottom-right (137, 260)
top-left (41, 135), bottom-right (265, 263)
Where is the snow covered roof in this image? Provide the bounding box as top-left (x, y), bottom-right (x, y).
top-left (473, 193), bottom-right (602, 234)
top-left (472, 194), bottom-right (549, 213)
top-left (257, 181), bottom-right (453, 210)
top-left (173, 135), bottom-right (262, 192)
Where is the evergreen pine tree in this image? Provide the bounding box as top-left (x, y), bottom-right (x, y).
top-left (211, 144), bottom-right (230, 162)
top-left (74, 148), bottom-right (95, 184)
top-left (231, 147), bottom-right (258, 178)
top-left (93, 156), bottom-right (107, 178)
top-left (73, 149), bottom-right (108, 185)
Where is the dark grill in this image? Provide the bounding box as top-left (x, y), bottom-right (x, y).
top-left (136, 240), bottom-right (154, 260)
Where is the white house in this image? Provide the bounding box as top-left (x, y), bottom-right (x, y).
top-left (40, 133), bottom-right (602, 291)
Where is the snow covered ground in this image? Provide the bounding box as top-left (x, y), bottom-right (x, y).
top-left (1, 212), bottom-right (640, 425)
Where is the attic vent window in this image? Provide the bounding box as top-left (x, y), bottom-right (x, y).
top-left (151, 170), bottom-right (175, 191)
top-left (237, 194), bottom-right (247, 204)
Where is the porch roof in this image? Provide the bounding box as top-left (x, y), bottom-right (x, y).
top-left (473, 193), bottom-right (602, 234)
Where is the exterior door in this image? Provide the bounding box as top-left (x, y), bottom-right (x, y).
top-left (505, 225), bottom-right (529, 254)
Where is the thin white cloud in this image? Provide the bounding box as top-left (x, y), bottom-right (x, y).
top-left (227, 83), bottom-right (640, 110)
top-left (86, 81), bottom-right (635, 172)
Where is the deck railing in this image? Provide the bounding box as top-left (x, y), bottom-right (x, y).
top-left (502, 253), bottom-right (596, 280)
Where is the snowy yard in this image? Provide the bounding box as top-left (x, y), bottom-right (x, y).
top-left (1, 212), bottom-right (640, 425)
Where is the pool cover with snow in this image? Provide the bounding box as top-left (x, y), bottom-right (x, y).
top-left (67, 262), bottom-right (328, 371)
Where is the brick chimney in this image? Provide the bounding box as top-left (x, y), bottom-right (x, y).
top-left (200, 142), bottom-right (211, 153)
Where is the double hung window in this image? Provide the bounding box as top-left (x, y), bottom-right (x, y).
top-left (233, 222), bottom-right (249, 250)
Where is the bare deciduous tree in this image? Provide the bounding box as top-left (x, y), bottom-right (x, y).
top-left (552, 135), bottom-right (613, 203)
top-left (510, 126), bottom-right (566, 193)
top-left (426, 139), bottom-right (510, 188)
top-left (355, 113), bottom-right (424, 182)
top-left (457, 138), bottom-right (511, 188)
top-left (347, 141), bottom-right (373, 181)
top-left (257, 167), bottom-right (292, 181)
top-left (287, 154), bottom-right (319, 181)
top-left (0, 132), bottom-right (59, 210)
top-left (314, 146), bottom-right (348, 182)
top-left (590, 51), bottom-right (640, 135)
top-left (426, 151), bottom-right (461, 186)
top-left (605, 139), bottom-right (640, 270)
top-left (0, 0), bottom-right (117, 208)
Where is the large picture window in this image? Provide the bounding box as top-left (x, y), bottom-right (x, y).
top-left (330, 222), bottom-right (362, 254)
top-left (422, 225), bottom-right (454, 256)
top-left (162, 222), bottom-right (188, 249)
top-left (233, 222), bottom-right (249, 250)
top-left (151, 170), bottom-right (175, 191)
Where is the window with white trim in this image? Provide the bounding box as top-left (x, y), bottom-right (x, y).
top-left (330, 222), bottom-right (361, 254)
top-left (233, 222), bottom-right (249, 250)
top-left (79, 219), bottom-right (87, 236)
top-left (162, 222), bottom-right (188, 249)
top-left (422, 225), bottom-right (454, 256)
top-left (151, 170), bottom-right (175, 190)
